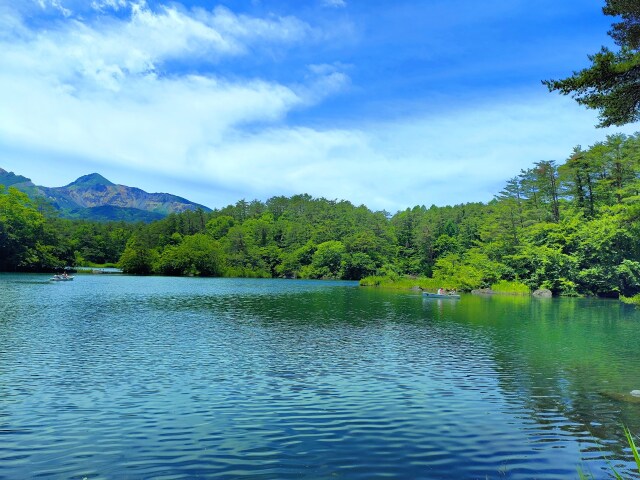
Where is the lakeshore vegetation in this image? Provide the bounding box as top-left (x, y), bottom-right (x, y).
top-left (2, 132), bottom-right (640, 297)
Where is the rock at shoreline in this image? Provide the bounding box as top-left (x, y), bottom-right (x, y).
top-left (471, 288), bottom-right (495, 295)
top-left (533, 288), bottom-right (553, 298)
top-left (600, 391), bottom-right (640, 404)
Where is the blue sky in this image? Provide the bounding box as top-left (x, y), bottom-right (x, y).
top-left (1, 0), bottom-right (638, 212)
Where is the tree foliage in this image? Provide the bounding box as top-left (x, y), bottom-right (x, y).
top-left (543, 1), bottom-right (640, 127)
top-left (0, 187), bottom-right (68, 271)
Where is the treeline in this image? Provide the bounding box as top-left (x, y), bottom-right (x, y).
top-left (2, 132), bottom-right (640, 296)
top-left (389, 132), bottom-right (640, 297)
top-left (118, 195), bottom-right (396, 279)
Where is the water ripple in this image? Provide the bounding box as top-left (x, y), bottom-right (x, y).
top-left (1, 275), bottom-right (639, 478)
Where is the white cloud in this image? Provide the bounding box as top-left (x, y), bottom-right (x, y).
top-left (1, 2), bottom-right (638, 214)
top-left (90, 0), bottom-right (129, 12)
top-left (36, 0), bottom-right (72, 16)
top-left (322, 0), bottom-right (347, 8)
top-left (147, 93), bottom-right (638, 212)
top-left (0, 3), bottom-right (346, 199)
top-left (2, 2), bottom-right (311, 92)
top-left (294, 64), bottom-right (351, 105)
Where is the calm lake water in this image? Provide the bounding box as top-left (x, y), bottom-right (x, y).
top-left (1, 274), bottom-right (639, 479)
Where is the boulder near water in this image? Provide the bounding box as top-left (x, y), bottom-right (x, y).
top-left (533, 288), bottom-right (553, 298)
top-left (471, 288), bottom-right (495, 295)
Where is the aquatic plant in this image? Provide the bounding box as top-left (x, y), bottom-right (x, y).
top-left (578, 427), bottom-right (639, 479)
top-left (624, 426), bottom-right (640, 473)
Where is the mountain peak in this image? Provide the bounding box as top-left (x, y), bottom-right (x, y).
top-left (5, 168), bottom-right (210, 221)
top-left (67, 173), bottom-right (114, 187)
top-left (0, 167), bottom-right (34, 187)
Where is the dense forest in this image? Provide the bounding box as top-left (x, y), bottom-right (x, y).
top-left (2, 132), bottom-right (640, 297)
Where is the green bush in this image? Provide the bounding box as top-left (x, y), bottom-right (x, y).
top-left (491, 280), bottom-right (530, 295)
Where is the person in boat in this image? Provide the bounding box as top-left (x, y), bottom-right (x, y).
top-left (437, 287), bottom-right (444, 295)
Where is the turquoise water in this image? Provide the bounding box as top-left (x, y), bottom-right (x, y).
top-left (1, 274), bottom-right (639, 479)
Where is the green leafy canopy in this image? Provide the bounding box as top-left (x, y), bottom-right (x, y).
top-left (544, 1), bottom-right (640, 127)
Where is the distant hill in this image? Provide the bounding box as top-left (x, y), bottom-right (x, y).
top-left (0, 168), bottom-right (210, 222)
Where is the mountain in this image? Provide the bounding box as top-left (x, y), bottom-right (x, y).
top-left (0, 169), bottom-right (210, 222)
top-left (0, 168), bottom-right (33, 187)
top-left (0, 167), bottom-right (43, 198)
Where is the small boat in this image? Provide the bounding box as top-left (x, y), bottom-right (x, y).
top-left (50, 274), bottom-right (74, 282)
top-left (423, 292), bottom-right (460, 299)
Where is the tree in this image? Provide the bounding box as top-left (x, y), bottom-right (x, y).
top-left (305, 240), bottom-right (346, 279)
top-left (534, 161), bottom-right (561, 222)
top-left (277, 242), bottom-right (316, 278)
top-left (543, 1), bottom-right (640, 127)
top-left (118, 235), bottom-right (158, 275)
top-left (0, 186), bottom-right (63, 271)
top-left (559, 146), bottom-right (597, 217)
top-left (343, 252), bottom-right (376, 280)
top-left (179, 234), bottom-right (224, 276)
top-left (206, 215), bottom-right (234, 240)
top-left (572, 209), bottom-right (640, 295)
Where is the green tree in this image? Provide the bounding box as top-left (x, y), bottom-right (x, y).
top-left (543, 1), bottom-right (640, 126)
top-left (277, 242), bottom-right (316, 278)
top-left (0, 186), bottom-right (63, 271)
top-left (559, 146), bottom-right (597, 218)
top-left (343, 252), bottom-right (376, 280)
top-left (179, 234), bottom-right (224, 276)
top-left (304, 240), bottom-right (346, 279)
top-left (118, 234), bottom-right (158, 274)
top-left (206, 215), bottom-right (235, 240)
top-left (572, 209), bottom-right (640, 295)
top-left (534, 161), bottom-right (561, 222)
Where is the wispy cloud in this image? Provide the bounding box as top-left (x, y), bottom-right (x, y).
top-left (90, 0), bottom-right (130, 12)
top-left (150, 92), bottom-right (636, 212)
top-left (321, 0), bottom-right (347, 8)
top-left (1, 1), bottom-right (637, 213)
top-left (4, 2), bottom-right (312, 92)
top-left (36, 0), bottom-right (72, 17)
top-left (0, 1), bottom-right (352, 200)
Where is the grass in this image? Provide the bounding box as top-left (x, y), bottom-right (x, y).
top-left (78, 262), bottom-right (120, 269)
top-left (625, 426), bottom-right (640, 472)
top-left (490, 280), bottom-right (531, 295)
top-left (359, 275), bottom-right (442, 291)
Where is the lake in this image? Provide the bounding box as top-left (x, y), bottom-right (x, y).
top-left (1, 274), bottom-right (639, 479)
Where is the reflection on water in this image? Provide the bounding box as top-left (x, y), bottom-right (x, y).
top-left (0, 274), bottom-right (639, 479)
